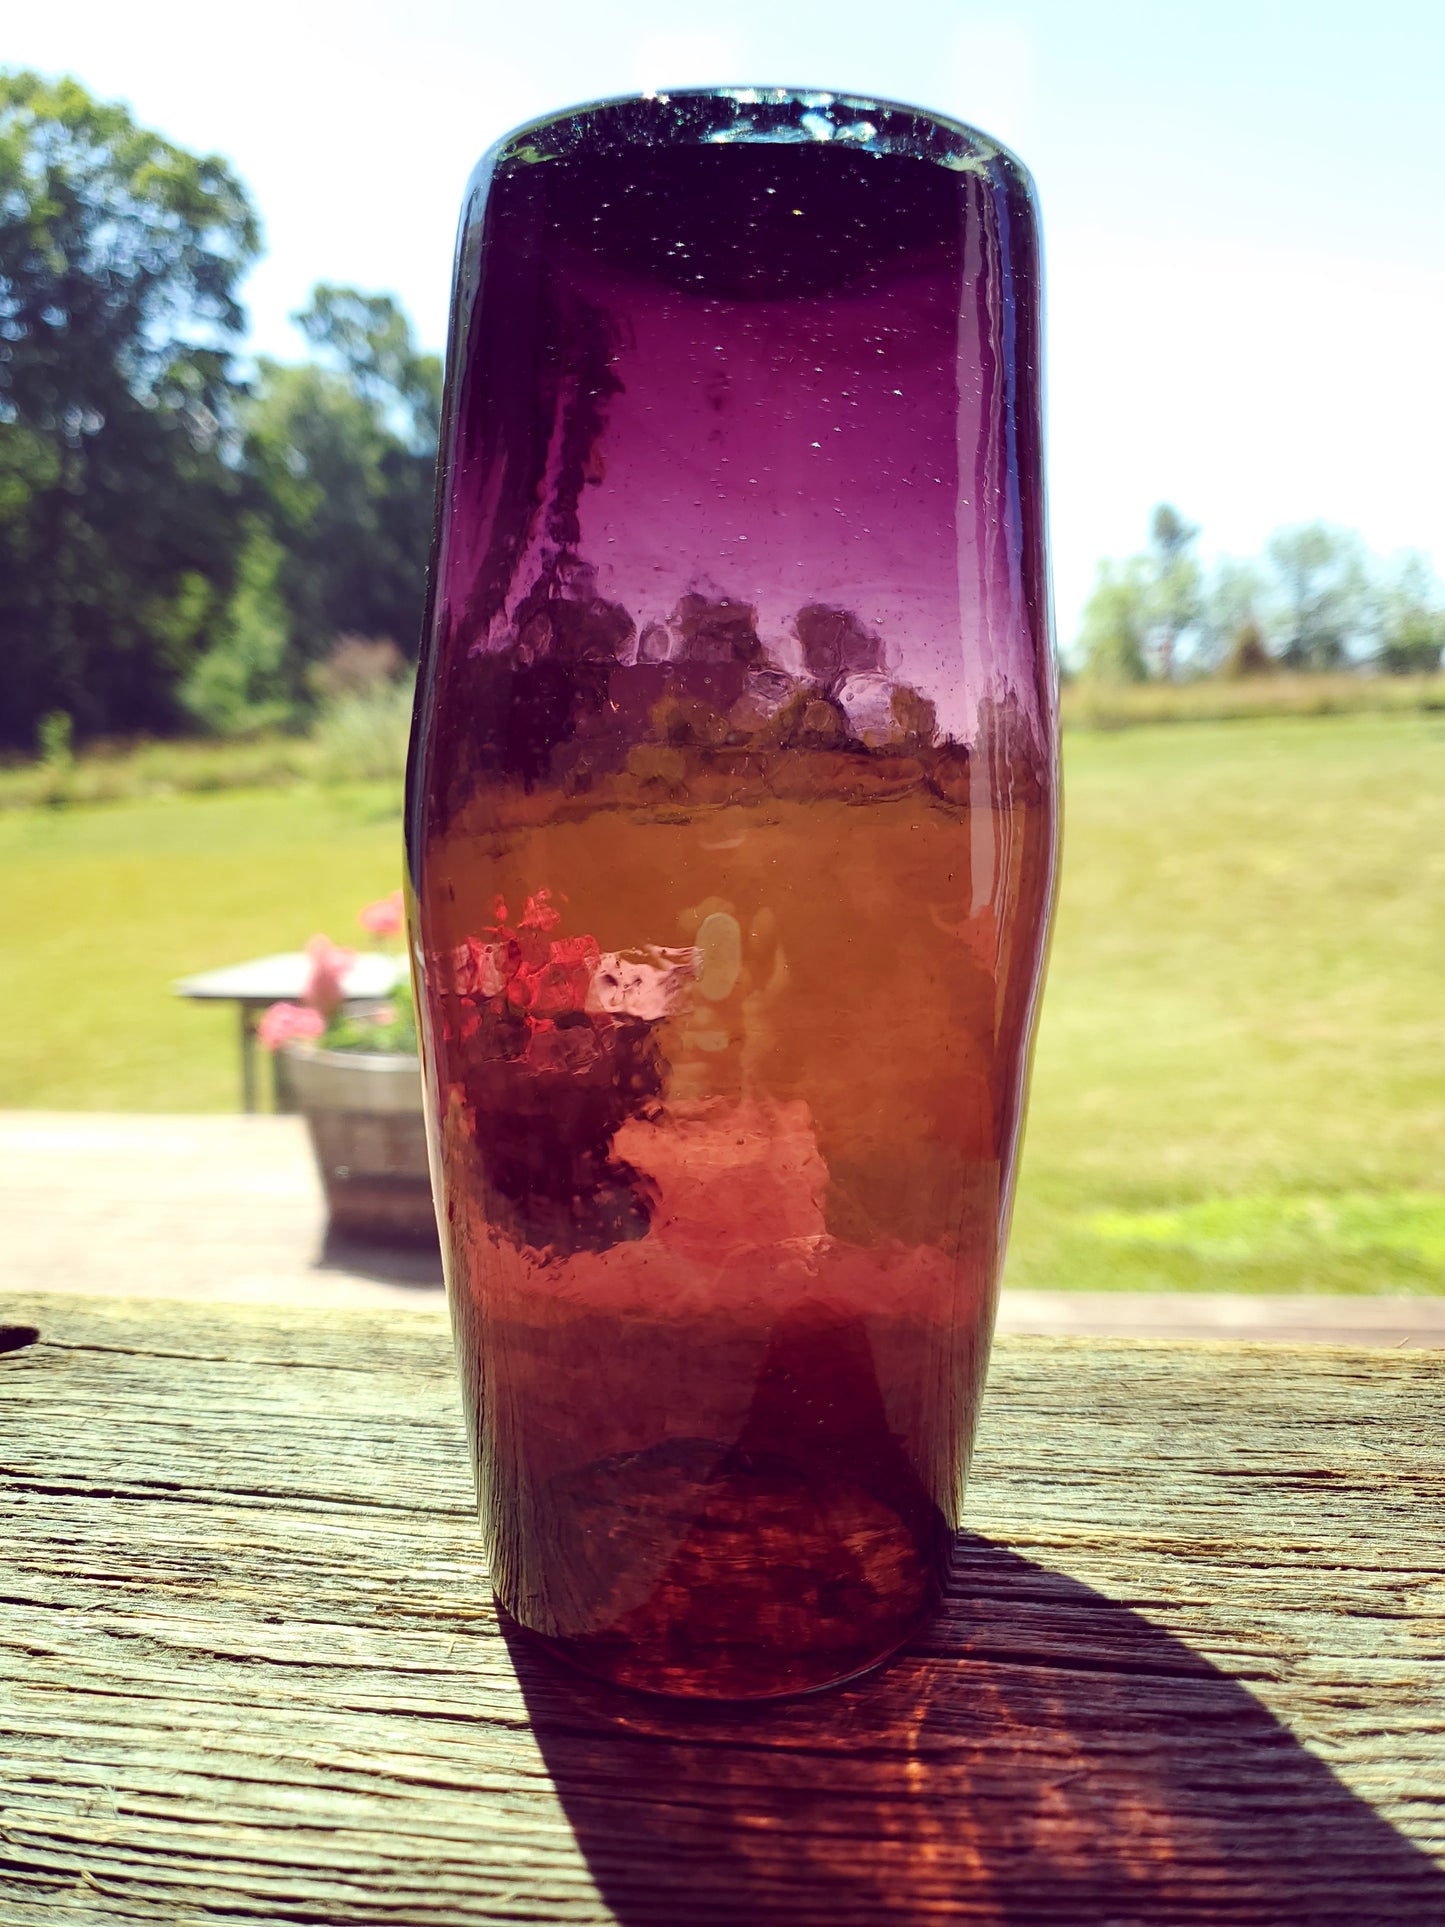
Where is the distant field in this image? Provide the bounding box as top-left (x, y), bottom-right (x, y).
top-left (4, 713), bottom-right (1444, 1295)
top-left (1059, 668), bottom-right (1445, 731)
top-left (4, 669), bottom-right (1442, 810)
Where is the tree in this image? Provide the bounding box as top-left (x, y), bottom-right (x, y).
top-left (0, 70), bottom-right (260, 745)
top-left (237, 286), bottom-right (440, 674)
top-left (1076, 503), bottom-right (1202, 681)
top-left (1201, 556), bottom-right (1269, 673)
top-left (1079, 515), bottom-right (1445, 683)
top-left (1375, 551), bottom-right (1445, 675)
top-left (296, 283), bottom-right (441, 451)
top-left (1263, 522), bottom-right (1370, 670)
top-left (1223, 618), bottom-right (1273, 677)
top-left (1077, 559), bottom-right (1151, 683)
top-left (180, 517), bottom-right (293, 733)
top-left (1144, 503), bottom-right (1202, 680)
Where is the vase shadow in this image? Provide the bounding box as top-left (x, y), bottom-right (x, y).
top-left (503, 1533), bottom-right (1442, 1925)
top-left (315, 1224), bottom-right (444, 1287)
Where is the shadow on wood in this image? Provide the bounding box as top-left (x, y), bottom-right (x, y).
top-left (317, 1222), bottom-right (444, 1285)
top-left (506, 1536), bottom-right (1445, 1925)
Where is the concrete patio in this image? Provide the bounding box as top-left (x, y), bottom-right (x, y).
top-left (4, 1111), bottom-right (1444, 1346)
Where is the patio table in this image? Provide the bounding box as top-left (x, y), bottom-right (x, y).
top-left (173, 952), bottom-right (407, 1112)
top-left (2, 1293), bottom-right (1441, 1923)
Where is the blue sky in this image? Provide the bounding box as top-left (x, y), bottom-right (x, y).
top-left (12, 0), bottom-right (1444, 644)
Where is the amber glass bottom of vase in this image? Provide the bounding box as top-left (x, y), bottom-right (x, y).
top-left (459, 1286), bottom-right (968, 1700)
top-left (517, 1439), bottom-right (945, 1699)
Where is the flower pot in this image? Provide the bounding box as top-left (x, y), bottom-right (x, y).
top-left (283, 1044), bottom-right (437, 1246)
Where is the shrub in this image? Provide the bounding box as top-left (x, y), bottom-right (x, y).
top-left (312, 672), bottom-right (416, 784)
top-left (307, 635), bottom-right (407, 702)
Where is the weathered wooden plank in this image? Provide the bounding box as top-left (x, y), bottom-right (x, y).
top-left (1, 1294), bottom-right (1442, 1924)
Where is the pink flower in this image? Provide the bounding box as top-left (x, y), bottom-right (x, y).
top-left (257, 1002), bottom-right (326, 1052)
top-left (519, 889), bottom-right (562, 933)
top-left (303, 935), bottom-right (356, 1016)
top-left (358, 889), bottom-right (404, 939)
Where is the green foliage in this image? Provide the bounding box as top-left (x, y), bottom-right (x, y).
top-left (1144, 504), bottom-right (1202, 678)
top-left (0, 72), bottom-right (439, 748)
top-left (0, 665), bottom-right (419, 809)
top-left (1077, 504), bottom-right (1203, 682)
top-left (1077, 510), bottom-right (1445, 682)
top-left (181, 520), bottom-right (296, 735)
top-left (297, 284), bottom-right (441, 452)
top-left (1077, 559), bottom-right (1151, 683)
top-left (1265, 522), bottom-right (1371, 669)
top-left (36, 708), bottom-right (72, 765)
top-left (22, 707), bottom-right (78, 805)
top-left (1376, 551), bottom-right (1445, 675)
top-left (323, 974), bottom-right (417, 1054)
top-left (1202, 557), bottom-right (1268, 671)
top-left (0, 69), bottom-right (260, 747)
top-left (307, 636), bottom-right (405, 701)
top-left (241, 288), bottom-right (440, 672)
top-left (311, 673), bottom-right (416, 784)
top-left (0, 731), bottom-right (322, 808)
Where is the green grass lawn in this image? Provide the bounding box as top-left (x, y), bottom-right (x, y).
top-left (1016, 713), bottom-right (1445, 1295)
top-left (2, 783), bottom-right (405, 1111)
top-left (5, 713), bottom-right (1444, 1294)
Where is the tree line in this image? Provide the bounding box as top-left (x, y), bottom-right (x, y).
top-left (0, 70), bottom-right (439, 751)
top-left (1077, 506), bottom-right (1445, 683)
top-left (6, 72), bottom-right (1442, 753)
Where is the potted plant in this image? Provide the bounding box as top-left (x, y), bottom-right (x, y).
top-left (258, 893), bottom-right (436, 1245)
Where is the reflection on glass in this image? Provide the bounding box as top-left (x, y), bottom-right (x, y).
top-left (408, 89), bottom-right (1057, 1697)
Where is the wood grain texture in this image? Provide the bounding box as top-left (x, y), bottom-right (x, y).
top-left (1, 1295), bottom-right (1441, 1925)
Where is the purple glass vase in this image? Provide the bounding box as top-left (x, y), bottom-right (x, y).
top-left (407, 89), bottom-right (1057, 1698)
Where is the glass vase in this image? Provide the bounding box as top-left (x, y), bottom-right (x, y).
top-left (407, 88), bottom-right (1057, 1699)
